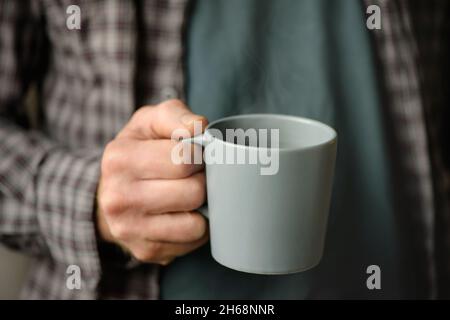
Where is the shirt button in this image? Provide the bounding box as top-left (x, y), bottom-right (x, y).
top-left (160, 86), bottom-right (179, 101)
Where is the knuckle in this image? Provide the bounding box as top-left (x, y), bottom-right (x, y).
top-left (157, 99), bottom-right (186, 118)
top-left (102, 141), bottom-right (125, 174)
top-left (100, 190), bottom-right (127, 216)
top-left (156, 103), bottom-right (171, 120)
top-left (109, 221), bottom-right (130, 241)
top-left (134, 106), bottom-right (151, 120)
top-left (159, 99), bottom-right (184, 110)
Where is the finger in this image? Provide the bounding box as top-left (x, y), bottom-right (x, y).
top-left (105, 138), bottom-right (204, 180)
top-left (156, 233), bottom-right (209, 260)
top-left (134, 172), bottom-right (206, 213)
top-left (132, 234), bottom-right (209, 263)
top-left (119, 100), bottom-right (208, 140)
top-left (143, 212), bottom-right (208, 243)
top-left (108, 211), bottom-right (207, 244)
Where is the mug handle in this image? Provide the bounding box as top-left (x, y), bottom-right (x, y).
top-left (182, 134), bottom-right (209, 219)
top-left (182, 134), bottom-right (205, 147)
top-left (197, 205), bottom-right (209, 219)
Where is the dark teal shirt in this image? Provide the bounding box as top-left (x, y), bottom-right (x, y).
top-left (161, 0), bottom-right (421, 299)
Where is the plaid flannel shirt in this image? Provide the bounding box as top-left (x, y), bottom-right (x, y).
top-left (0, 0), bottom-right (449, 299)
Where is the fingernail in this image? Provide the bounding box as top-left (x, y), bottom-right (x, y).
top-left (181, 113), bottom-right (204, 126)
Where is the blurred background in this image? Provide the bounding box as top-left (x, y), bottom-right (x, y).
top-left (0, 87), bottom-right (37, 300)
top-left (0, 246), bottom-right (29, 299)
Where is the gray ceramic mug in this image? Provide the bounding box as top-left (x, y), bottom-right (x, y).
top-left (184, 114), bottom-right (337, 274)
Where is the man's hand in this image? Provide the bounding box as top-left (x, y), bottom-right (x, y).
top-left (97, 99), bottom-right (208, 265)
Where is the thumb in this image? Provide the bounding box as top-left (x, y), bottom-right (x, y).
top-left (121, 99), bottom-right (208, 140)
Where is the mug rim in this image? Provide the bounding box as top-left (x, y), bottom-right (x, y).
top-left (205, 113), bottom-right (337, 152)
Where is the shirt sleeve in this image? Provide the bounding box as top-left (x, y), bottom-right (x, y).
top-left (0, 1), bottom-right (102, 288)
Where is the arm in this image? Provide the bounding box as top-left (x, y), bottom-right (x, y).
top-left (0, 0), bottom-right (103, 283)
top-left (1, 1), bottom-right (209, 296)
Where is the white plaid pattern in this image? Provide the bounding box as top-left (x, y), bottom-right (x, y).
top-left (0, 0), bottom-right (188, 299)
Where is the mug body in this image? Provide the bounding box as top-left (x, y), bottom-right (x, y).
top-left (203, 114), bottom-right (337, 274)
